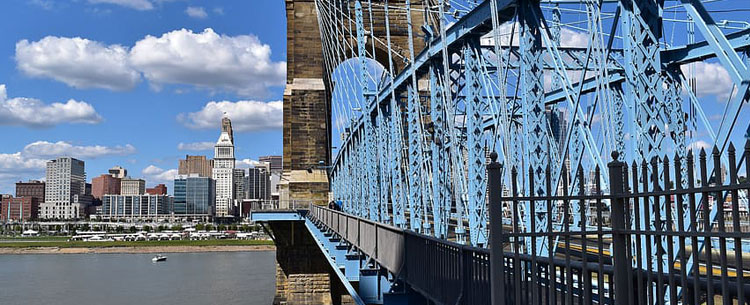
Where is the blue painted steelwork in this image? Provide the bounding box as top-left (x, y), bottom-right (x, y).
top-left (390, 96), bottom-right (407, 229)
top-left (406, 85), bottom-right (425, 232)
top-left (315, 0), bottom-right (750, 276)
top-left (429, 64), bottom-right (450, 239)
top-left (303, 218), bottom-right (368, 305)
top-left (377, 105), bottom-right (391, 224)
top-left (464, 42), bottom-right (489, 247)
top-left (519, 0), bottom-right (549, 254)
top-left (355, 0), bottom-right (379, 222)
top-left (250, 211), bottom-right (305, 222)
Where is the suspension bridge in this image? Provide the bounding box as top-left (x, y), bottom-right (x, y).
top-left (258, 0), bottom-right (750, 304)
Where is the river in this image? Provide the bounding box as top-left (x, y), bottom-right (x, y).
top-left (0, 251), bottom-right (276, 305)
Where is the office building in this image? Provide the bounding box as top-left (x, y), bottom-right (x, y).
top-left (146, 184), bottom-right (168, 195)
top-left (108, 166), bottom-right (128, 179)
top-left (233, 168), bottom-right (246, 201)
top-left (97, 194), bottom-right (172, 220)
top-left (259, 155), bottom-right (282, 172)
top-left (15, 180), bottom-right (45, 203)
top-left (1, 196), bottom-right (39, 221)
top-left (173, 174), bottom-right (215, 218)
top-left (40, 157), bottom-right (86, 220)
top-left (213, 115), bottom-right (236, 217)
top-left (178, 155), bottom-right (214, 178)
top-left (246, 166), bottom-right (271, 200)
top-left (259, 155), bottom-right (282, 198)
top-left (121, 178), bottom-right (146, 196)
top-left (91, 174), bottom-right (121, 199)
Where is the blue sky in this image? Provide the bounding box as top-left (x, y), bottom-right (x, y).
top-left (0, 0), bottom-right (286, 194)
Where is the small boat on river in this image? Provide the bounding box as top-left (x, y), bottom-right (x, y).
top-left (152, 254), bottom-right (167, 262)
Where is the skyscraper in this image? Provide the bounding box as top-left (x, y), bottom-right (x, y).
top-left (233, 168), bottom-right (246, 201)
top-left (213, 115), bottom-right (236, 217)
top-left (40, 157), bottom-right (86, 219)
top-left (246, 166), bottom-right (271, 200)
top-left (178, 155), bottom-right (214, 177)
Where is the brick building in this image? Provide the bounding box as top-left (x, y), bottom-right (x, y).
top-left (146, 184), bottom-right (167, 195)
top-left (1, 196), bottom-right (39, 221)
top-left (178, 155), bottom-right (214, 178)
top-left (15, 180), bottom-right (45, 203)
top-left (92, 174), bottom-right (121, 199)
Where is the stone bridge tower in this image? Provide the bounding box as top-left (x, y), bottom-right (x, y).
top-left (278, 0), bottom-right (330, 206)
top-left (276, 1), bottom-right (429, 304)
top-left (279, 0), bottom-right (428, 207)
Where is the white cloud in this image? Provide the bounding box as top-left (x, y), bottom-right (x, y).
top-left (178, 100), bottom-right (283, 132)
top-left (213, 7), bottom-right (224, 15)
top-left (185, 6), bottom-right (207, 19)
top-left (30, 0), bottom-right (54, 10)
top-left (681, 62), bottom-right (734, 99)
top-left (22, 141), bottom-right (136, 159)
top-left (0, 141), bottom-right (136, 193)
top-left (237, 159), bottom-right (264, 169)
top-left (15, 28), bottom-right (284, 97)
top-left (481, 22), bottom-right (589, 48)
top-left (16, 37), bottom-right (140, 91)
top-left (689, 140), bottom-right (712, 152)
top-left (87, 0), bottom-right (154, 10)
top-left (177, 141), bottom-right (214, 151)
top-left (0, 152), bottom-right (49, 194)
top-left (141, 165), bottom-right (178, 184)
top-left (0, 153), bottom-right (48, 175)
top-left (0, 84), bottom-right (102, 128)
top-left (130, 28), bottom-right (286, 97)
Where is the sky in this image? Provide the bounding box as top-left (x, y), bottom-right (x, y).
top-left (0, 0), bottom-right (287, 194)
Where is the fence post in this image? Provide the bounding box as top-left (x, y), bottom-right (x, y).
top-left (608, 151), bottom-right (630, 305)
top-left (488, 152), bottom-right (505, 305)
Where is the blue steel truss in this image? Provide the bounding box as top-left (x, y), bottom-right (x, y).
top-left (319, 2), bottom-right (750, 292)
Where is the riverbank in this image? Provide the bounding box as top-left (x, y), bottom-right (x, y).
top-left (0, 239), bottom-right (275, 254)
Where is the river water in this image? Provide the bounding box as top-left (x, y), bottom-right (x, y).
top-left (0, 251), bottom-right (276, 305)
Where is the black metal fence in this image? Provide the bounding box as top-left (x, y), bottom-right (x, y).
top-left (310, 142), bottom-right (750, 305)
top-left (492, 143), bottom-right (750, 305)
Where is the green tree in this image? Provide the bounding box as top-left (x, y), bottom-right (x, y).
top-left (171, 224), bottom-right (183, 231)
top-left (129, 226), bottom-right (137, 233)
top-left (241, 225), bottom-right (250, 232)
top-left (229, 224), bottom-right (238, 231)
top-left (205, 224), bottom-right (214, 231)
top-left (195, 223), bottom-right (205, 231)
top-left (82, 224), bottom-right (90, 231)
top-left (116, 226), bottom-right (124, 233)
top-left (143, 225), bottom-right (152, 232)
top-left (217, 224), bottom-right (226, 231)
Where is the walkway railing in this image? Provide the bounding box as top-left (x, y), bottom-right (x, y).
top-left (311, 142), bottom-right (750, 305)
top-left (490, 144), bottom-right (750, 305)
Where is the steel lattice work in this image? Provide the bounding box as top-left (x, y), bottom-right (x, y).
top-left (317, 0), bottom-right (750, 299)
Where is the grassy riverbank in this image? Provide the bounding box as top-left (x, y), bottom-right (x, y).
top-left (0, 236), bottom-right (71, 242)
top-left (0, 239), bottom-right (274, 249)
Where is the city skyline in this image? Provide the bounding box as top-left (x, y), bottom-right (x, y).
top-left (0, 0), bottom-right (286, 194)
